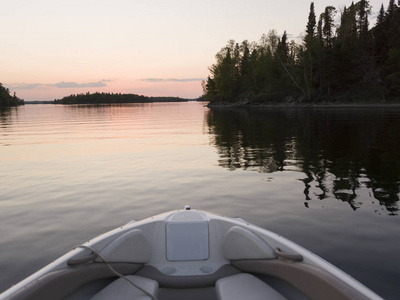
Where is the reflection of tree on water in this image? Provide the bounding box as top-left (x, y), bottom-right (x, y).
top-left (206, 107), bottom-right (400, 215)
top-left (0, 108), bottom-right (19, 147)
top-left (0, 107), bottom-right (14, 127)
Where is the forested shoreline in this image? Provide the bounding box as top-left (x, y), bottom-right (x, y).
top-left (53, 92), bottom-right (188, 104)
top-left (0, 83), bottom-right (24, 107)
top-left (203, 0), bottom-right (400, 105)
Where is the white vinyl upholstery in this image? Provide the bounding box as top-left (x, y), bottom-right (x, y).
top-left (222, 226), bottom-right (275, 260)
top-left (90, 275), bottom-right (158, 300)
top-left (216, 273), bottom-right (287, 300)
top-left (98, 229), bottom-right (151, 263)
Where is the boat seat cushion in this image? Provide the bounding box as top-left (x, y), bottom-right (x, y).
top-left (216, 273), bottom-right (286, 300)
top-left (98, 229), bottom-right (151, 263)
top-left (90, 275), bottom-right (158, 300)
top-left (222, 226), bottom-right (275, 260)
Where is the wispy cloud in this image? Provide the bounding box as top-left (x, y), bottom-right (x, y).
top-left (5, 80), bottom-right (112, 90)
top-left (6, 83), bottom-right (43, 90)
top-left (53, 81), bottom-right (107, 88)
top-left (140, 78), bottom-right (204, 83)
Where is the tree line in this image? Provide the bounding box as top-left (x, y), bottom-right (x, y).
top-left (54, 92), bottom-right (187, 104)
top-left (203, 0), bottom-right (400, 104)
top-left (0, 83), bottom-right (24, 107)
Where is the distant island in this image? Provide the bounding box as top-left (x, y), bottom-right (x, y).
top-left (54, 92), bottom-right (188, 104)
top-left (203, 0), bottom-right (400, 106)
top-left (0, 83), bottom-right (24, 107)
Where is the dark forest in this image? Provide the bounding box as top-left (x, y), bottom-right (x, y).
top-left (203, 0), bottom-right (400, 104)
top-left (53, 92), bottom-right (187, 104)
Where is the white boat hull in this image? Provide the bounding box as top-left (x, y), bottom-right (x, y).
top-left (0, 209), bottom-right (382, 300)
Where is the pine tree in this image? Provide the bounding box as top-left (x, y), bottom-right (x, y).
top-left (202, 76), bottom-right (217, 101)
top-left (337, 3), bottom-right (357, 47)
top-left (317, 17), bottom-right (323, 42)
top-left (306, 3), bottom-right (316, 39)
top-left (322, 6), bottom-right (337, 48)
top-left (377, 4), bottom-right (385, 25)
top-left (240, 41), bottom-right (252, 93)
top-left (373, 4), bottom-right (387, 61)
top-left (357, 0), bottom-right (370, 46)
top-left (277, 31), bottom-right (289, 62)
top-left (301, 2), bottom-right (320, 99)
top-left (386, 0), bottom-right (396, 19)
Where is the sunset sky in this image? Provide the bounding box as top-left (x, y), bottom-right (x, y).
top-left (1, 0), bottom-right (384, 101)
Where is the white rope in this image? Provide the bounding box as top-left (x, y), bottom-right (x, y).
top-left (72, 245), bottom-right (158, 300)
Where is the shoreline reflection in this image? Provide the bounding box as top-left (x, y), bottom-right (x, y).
top-left (206, 107), bottom-right (400, 215)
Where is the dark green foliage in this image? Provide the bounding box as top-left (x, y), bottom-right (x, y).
top-left (306, 2), bottom-right (316, 39)
top-left (204, 0), bottom-right (400, 104)
top-left (372, 0), bottom-right (400, 96)
top-left (204, 31), bottom-right (302, 103)
top-left (202, 76), bottom-right (217, 101)
top-left (54, 92), bottom-right (187, 104)
top-left (0, 83), bottom-right (24, 107)
top-left (322, 6), bottom-right (337, 48)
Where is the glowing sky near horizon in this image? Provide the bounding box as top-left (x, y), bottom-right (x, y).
top-left (1, 0), bottom-right (385, 101)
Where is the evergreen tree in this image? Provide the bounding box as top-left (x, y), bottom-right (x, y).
top-left (333, 4), bottom-right (358, 89)
top-left (373, 4), bottom-right (387, 63)
top-left (303, 2), bottom-right (318, 93)
top-left (322, 6), bottom-right (337, 48)
top-left (317, 17), bottom-right (323, 42)
top-left (385, 0), bottom-right (400, 94)
top-left (306, 3), bottom-right (316, 40)
top-left (337, 3), bottom-right (357, 47)
top-left (377, 4), bottom-right (385, 24)
top-left (277, 31), bottom-right (289, 62)
top-left (209, 44), bottom-right (237, 101)
top-left (249, 47), bottom-right (260, 92)
top-left (202, 77), bottom-right (217, 101)
top-left (356, 0), bottom-right (371, 48)
top-left (239, 41), bottom-right (252, 94)
top-left (386, 0), bottom-right (396, 18)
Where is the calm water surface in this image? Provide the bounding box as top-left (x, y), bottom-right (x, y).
top-left (1, 102), bottom-right (399, 299)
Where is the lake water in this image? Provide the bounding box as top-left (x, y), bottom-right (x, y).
top-left (1, 102), bottom-right (399, 299)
